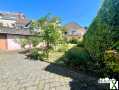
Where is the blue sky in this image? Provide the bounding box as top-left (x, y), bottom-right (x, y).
top-left (0, 0), bottom-right (101, 27)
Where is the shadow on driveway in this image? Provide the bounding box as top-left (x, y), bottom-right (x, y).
top-left (18, 49), bottom-right (109, 90)
top-left (45, 63), bottom-right (109, 90)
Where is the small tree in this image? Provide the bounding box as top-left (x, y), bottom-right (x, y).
top-left (29, 15), bottom-right (64, 59)
top-left (28, 36), bottom-right (41, 47)
top-left (38, 16), bottom-right (64, 58)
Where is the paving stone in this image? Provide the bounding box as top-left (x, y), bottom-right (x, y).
top-left (26, 86), bottom-right (37, 90)
top-left (0, 87), bottom-right (8, 90)
top-left (50, 87), bottom-right (56, 90)
top-left (56, 86), bottom-right (70, 90)
top-left (44, 84), bottom-right (50, 90)
top-left (37, 81), bottom-right (45, 90)
top-left (19, 88), bottom-right (26, 90)
top-left (0, 51), bottom-right (96, 90)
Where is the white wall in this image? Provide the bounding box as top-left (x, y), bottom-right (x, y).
top-left (7, 34), bottom-right (32, 50)
top-left (7, 34), bottom-right (22, 50)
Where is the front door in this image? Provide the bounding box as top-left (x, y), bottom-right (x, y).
top-left (0, 34), bottom-right (7, 49)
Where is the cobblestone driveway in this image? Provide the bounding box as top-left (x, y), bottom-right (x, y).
top-left (0, 51), bottom-right (97, 90)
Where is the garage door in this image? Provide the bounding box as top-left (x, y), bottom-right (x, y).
top-left (0, 34), bottom-right (7, 49)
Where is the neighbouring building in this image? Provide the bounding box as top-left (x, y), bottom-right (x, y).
top-left (64, 22), bottom-right (87, 41)
top-left (0, 12), bottom-right (29, 29)
top-left (0, 12), bottom-right (32, 50)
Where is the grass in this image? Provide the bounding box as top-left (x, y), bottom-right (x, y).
top-left (47, 51), bottom-right (65, 63)
top-left (46, 44), bottom-right (76, 64)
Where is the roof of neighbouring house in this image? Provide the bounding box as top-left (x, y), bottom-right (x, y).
top-left (64, 22), bottom-right (82, 30)
top-left (64, 22), bottom-right (87, 35)
top-left (0, 27), bottom-right (34, 35)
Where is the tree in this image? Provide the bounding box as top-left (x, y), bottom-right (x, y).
top-left (28, 36), bottom-right (41, 47)
top-left (84, 0), bottom-right (119, 77)
top-left (29, 15), bottom-right (64, 59)
top-left (37, 15), bottom-right (64, 58)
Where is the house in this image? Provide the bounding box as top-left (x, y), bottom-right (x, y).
top-left (0, 12), bottom-right (29, 29)
top-left (64, 22), bottom-right (87, 41)
top-left (0, 12), bottom-right (32, 50)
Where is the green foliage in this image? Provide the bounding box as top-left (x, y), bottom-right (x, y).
top-left (41, 16), bottom-right (64, 45)
top-left (68, 39), bottom-right (79, 44)
top-left (28, 36), bottom-right (41, 47)
top-left (37, 15), bottom-right (64, 59)
top-left (17, 38), bottom-right (29, 48)
top-left (56, 44), bottom-right (68, 52)
top-left (30, 21), bottom-right (38, 31)
top-left (84, 21), bottom-right (113, 61)
top-left (77, 42), bottom-right (84, 47)
top-left (29, 48), bottom-right (47, 60)
top-left (30, 49), bottom-right (40, 60)
top-left (113, 41), bottom-right (119, 52)
top-left (17, 36), bottom-right (41, 48)
top-left (84, 0), bottom-right (119, 78)
top-left (28, 15), bottom-right (64, 60)
top-left (65, 47), bottom-right (91, 66)
top-left (104, 51), bottom-right (119, 72)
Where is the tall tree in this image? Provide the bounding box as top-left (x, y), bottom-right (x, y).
top-left (84, 0), bottom-right (119, 76)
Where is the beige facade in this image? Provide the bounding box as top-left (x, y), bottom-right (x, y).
top-left (64, 22), bottom-right (86, 41)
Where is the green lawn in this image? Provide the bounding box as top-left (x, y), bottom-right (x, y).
top-left (48, 51), bottom-right (65, 63)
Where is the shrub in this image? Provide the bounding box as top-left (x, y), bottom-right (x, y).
top-left (84, 0), bottom-right (119, 78)
top-left (17, 38), bottom-right (29, 48)
top-left (29, 49), bottom-right (39, 60)
top-left (28, 48), bottom-right (47, 60)
top-left (65, 47), bottom-right (91, 67)
top-left (28, 36), bottom-right (41, 47)
top-left (104, 51), bottom-right (119, 79)
top-left (77, 42), bottom-right (84, 47)
top-left (69, 39), bottom-right (79, 44)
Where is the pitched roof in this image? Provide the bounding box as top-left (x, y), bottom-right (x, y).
top-left (64, 22), bottom-right (82, 30)
top-left (64, 22), bottom-right (87, 36)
